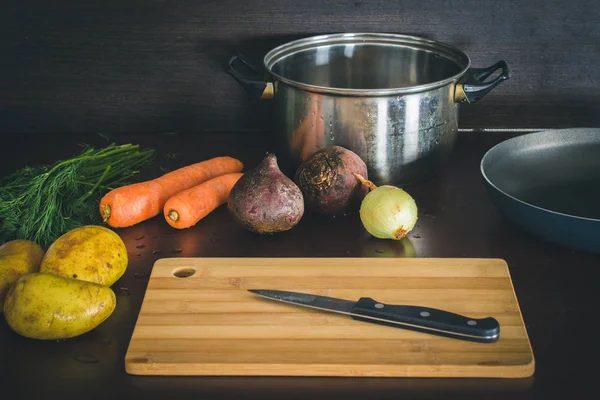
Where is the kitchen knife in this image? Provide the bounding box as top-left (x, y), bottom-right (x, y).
top-left (248, 289), bottom-right (500, 343)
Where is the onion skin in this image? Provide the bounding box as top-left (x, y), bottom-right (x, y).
top-left (358, 184), bottom-right (418, 240)
top-left (294, 146), bottom-right (368, 216)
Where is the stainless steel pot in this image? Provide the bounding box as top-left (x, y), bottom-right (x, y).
top-left (228, 33), bottom-right (510, 185)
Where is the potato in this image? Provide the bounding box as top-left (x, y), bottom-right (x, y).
top-left (0, 239), bottom-right (45, 312)
top-left (40, 225), bottom-right (128, 286)
top-left (3, 273), bottom-right (116, 340)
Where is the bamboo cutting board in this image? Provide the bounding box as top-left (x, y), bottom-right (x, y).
top-left (125, 258), bottom-right (534, 378)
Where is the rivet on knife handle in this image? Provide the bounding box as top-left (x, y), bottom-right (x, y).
top-left (350, 297), bottom-right (500, 343)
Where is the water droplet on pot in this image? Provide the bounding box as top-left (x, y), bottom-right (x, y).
top-left (412, 234), bottom-right (421, 239)
top-left (374, 248), bottom-right (385, 254)
top-left (118, 287), bottom-right (131, 296)
top-left (135, 236), bottom-right (145, 241)
top-left (171, 248), bottom-right (183, 254)
top-left (152, 249), bottom-right (161, 255)
top-left (74, 355), bottom-right (99, 364)
top-left (134, 272), bottom-right (148, 279)
top-left (136, 245), bottom-right (146, 249)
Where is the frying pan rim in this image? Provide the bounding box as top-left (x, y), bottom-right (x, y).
top-left (480, 127), bottom-right (600, 223)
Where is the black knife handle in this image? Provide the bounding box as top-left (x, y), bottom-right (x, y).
top-left (350, 297), bottom-right (500, 343)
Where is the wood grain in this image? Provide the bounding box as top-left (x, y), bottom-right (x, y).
top-left (125, 257), bottom-right (535, 378)
top-left (1, 0), bottom-right (599, 134)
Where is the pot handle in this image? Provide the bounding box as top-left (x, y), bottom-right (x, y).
top-left (454, 60), bottom-right (511, 104)
top-left (227, 54), bottom-right (274, 99)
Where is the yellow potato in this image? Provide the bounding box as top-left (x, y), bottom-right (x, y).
top-left (40, 225), bottom-right (128, 286)
top-left (0, 239), bottom-right (45, 312)
top-left (3, 272), bottom-right (116, 340)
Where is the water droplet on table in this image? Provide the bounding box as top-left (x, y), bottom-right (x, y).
top-left (74, 355), bottom-right (99, 364)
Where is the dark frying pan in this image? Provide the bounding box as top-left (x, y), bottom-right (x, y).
top-left (481, 128), bottom-right (600, 253)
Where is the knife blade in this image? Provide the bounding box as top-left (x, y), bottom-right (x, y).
top-left (248, 289), bottom-right (500, 343)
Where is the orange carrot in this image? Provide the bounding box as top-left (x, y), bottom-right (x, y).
top-left (163, 172), bottom-right (244, 229)
top-left (100, 156), bottom-right (243, 228)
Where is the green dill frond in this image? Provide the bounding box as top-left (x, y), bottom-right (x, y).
top-left (0, 143), bottom-right (155, 248)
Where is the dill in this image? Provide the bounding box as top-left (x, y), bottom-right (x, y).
top-left (0, 143), bottom-right (155, 247)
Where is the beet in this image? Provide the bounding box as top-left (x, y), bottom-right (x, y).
top-left (294, 145), bottom-right (368, 216)
top-left (227, 153), bottom-right (304, 234)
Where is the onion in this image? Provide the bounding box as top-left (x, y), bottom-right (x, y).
top-left (354, 174), bottom-right (418, 240)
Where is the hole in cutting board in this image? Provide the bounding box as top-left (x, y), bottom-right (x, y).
top-left (172, 267), bottom-right (196, 278)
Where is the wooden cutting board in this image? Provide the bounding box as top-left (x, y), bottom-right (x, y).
top-left (125, 258), bottom-right (534, 378)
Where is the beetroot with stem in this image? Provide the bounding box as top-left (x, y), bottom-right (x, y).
top-left (294, 145), bottom-right (368, 216)
top-left (227, 153), bottom-right (304, 234)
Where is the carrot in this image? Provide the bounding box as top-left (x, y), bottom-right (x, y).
top-left (99, 156), bottom-right (243, 228)
top-left (163, 172), bottom-right (244, 229)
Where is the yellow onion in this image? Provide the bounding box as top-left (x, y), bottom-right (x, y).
top-left (355, 174), bottom-right (418, 240)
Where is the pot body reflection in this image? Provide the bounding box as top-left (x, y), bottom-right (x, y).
top-left (274, 81), bottom-right (458, 186)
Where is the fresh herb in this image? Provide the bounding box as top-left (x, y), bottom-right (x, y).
top-left (0, 143), bottom-right (155, 247)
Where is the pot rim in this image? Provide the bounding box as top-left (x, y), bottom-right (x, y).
top-left (262, 32), bottom-right (472, 96)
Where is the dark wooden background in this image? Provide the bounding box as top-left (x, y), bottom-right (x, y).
top-left (1, 0), bottom-right (599, 134)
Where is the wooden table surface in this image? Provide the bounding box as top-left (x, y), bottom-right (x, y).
top-left (1, 130), bottom-right (598, 399)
